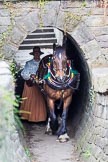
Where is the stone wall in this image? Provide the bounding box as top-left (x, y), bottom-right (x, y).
top-left (0, 61), bottom-right (30, 162)
top-left (0, 1), bottom-right (108, 162)
top-left (75, 69), bottom-right (108, 162)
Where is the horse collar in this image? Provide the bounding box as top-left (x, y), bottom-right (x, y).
top-left (43, 64), bottom-right (80, 90)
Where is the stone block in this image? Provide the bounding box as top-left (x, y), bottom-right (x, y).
top-left (9, 26), bottom-right (27, 45)
top-left (96, 35), bottom-right (108, 42)
top-left (0, 26), bottom-right (8, 33)
top-left (72, 22), bottom-right (94, 45)
top-left (2, 43), bottom-right (18, 59)
top-left (103, 145), bottom-right (108, 155)
top-left (92, 67), bottom-right (108, 93)
top-left (102, 154), bottom-right (108, 162)
top-left (95, 136), bottom-right (108, 150)
top-left (15, 11), bottom-right (39, 33)
top-left (94, 117), bottom-right (108, 129)
top-left (0, 16), bottom-right (10, 25)
top-left (0, 61), bottom-right (12, 88)
top-left (0, 9), bottom-right (10, 16)
top-left (85, 16), bottom-right (107, 27)
top-left (90, 26), bottom-right (108, 36)
top-left (81, 39), bottom-right (101, 61)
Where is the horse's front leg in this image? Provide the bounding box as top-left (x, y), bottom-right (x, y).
top-left (46, 98), bottom-right (58, 135)
top-left (57, 95), bottom-right (72, 142)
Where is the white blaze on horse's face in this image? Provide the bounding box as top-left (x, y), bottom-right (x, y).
top-left (58, 53), bottom-right (62, 59)
top-left (53, 49), bottom-right (67, 82)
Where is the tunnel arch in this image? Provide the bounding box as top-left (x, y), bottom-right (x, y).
top-left (14, 27), bottom-right (92, 137)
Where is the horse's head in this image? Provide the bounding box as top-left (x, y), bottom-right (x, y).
top-left (52, 46), bottom-right (68, 82)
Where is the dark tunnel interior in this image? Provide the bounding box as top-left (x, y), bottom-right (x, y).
top-left (66, 33), bottom-right (91, 128)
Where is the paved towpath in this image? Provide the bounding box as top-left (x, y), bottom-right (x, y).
top-left (23, 122), bottom-right (83, 162)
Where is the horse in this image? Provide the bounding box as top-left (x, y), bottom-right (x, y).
top-left (37, 45), bottom-right (80, 142)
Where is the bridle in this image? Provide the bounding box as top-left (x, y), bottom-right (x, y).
top-left (37, 46), bottom-right (80, 91)
top-left (42, 56), bottom-right (80, 90)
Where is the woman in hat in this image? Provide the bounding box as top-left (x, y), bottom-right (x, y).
top-left (20, 46), bottom-right (47, 122)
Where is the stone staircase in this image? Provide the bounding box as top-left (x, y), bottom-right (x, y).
top-left (19, 27), bottom-right (57, 50)
top-left (16, 27), bottom-right (58, 67)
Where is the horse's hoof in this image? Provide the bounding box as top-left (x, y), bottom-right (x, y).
top-left (45, 129), bottom-right (52, 135)
top-left (58, 133), bottom-right (70, 143)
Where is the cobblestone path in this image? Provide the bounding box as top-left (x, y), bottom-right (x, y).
top-left (23, 122), bottom-right (82, 162)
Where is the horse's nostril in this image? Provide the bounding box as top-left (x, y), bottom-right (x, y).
top-left (56, 77), bottom-right (61, 82)
top-left (57, 76), bottom-right (65, 82)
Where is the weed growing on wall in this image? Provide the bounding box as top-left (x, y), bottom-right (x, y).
top-left (89, 86), bottom-right (95, 111)
top-left (37, 0), bottom-right (48, 28)
top-left (63, 11), bottom-right (82, 32)
top-left (82, 149), bottom-right (92, 159)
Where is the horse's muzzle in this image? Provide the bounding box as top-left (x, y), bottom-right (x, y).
top-left (56, 76), bottom-right (66, 82)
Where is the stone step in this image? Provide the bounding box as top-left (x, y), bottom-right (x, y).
top-left (22, 38), bottom-right (57, 44)
top-left (26, 33), bottom-right (56, 39)
top-left (19, 43), bottom-right (54, 50)
top-left (32, 28), bottom-right (54, 33)
top-left (19, 27), bottom-right (57, 50)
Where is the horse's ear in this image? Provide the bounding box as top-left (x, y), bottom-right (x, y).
top-left (62, 32), bottom-right (67, 48)
top-left (53, 43), bottom-right (56, 51)
top-left (67, 60), bottom-right (71, 67)
top-left (53, 43), bottom-right (56, 55)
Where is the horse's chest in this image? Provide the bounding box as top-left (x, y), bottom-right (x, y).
top-left (44, 85), bottom-right (72, 100)
top-left (54, 91), bottom-right (63, 99)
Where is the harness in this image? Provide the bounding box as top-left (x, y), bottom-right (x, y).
top-left (41, 58), bottom-right (80, 90)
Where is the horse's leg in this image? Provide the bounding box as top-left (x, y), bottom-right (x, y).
top-left (46, 98), bottom-right (58, 135)
top-left (46, 117), bottom-right (52, 135)
top-left (57, 95), bottom-right (72, 142)
top-left (56, 109), bottom-right (68, 136)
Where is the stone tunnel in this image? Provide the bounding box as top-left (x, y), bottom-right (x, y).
top-left (0, 1), bottom-right (108, 162)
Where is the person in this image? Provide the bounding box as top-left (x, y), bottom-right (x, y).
top-left (20, 46), bottom-right (47, 122)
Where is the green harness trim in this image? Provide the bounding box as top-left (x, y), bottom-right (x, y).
top-left (43, 72), bottom-right (51, 80)
top-left (43, 68), bottom-right (78, 80)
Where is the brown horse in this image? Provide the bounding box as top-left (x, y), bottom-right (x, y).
top-left (37, 45), bottom-right (80, 142)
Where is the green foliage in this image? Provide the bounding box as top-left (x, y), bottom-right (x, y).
top-left (81, 0), bottom-right (87, 7)
top-left (13, 95), bottom-right (25, 132)
top-left (9, 60), bottom-right (25, 132)
top-left (9, 60), bottom-right (19, 79)
top-left (24, 146), bottom-right (32, 158)
top-left (63, 11), bottom-right (82, 32)
top-left (89, 86), bottom-right (95, 109)
top-left (82, 149), bottom-right (91, 159)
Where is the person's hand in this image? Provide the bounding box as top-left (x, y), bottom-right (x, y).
top-left (35, 75), bottom-right (39, 83)
top-left (25, 74), bottom-right (36, 87)
top-left (30, 74), bottom-right (36, 80)
top-left (30, 74), bottom-right (36, 86)
top-left (30, 74), bottom-right (36, 78)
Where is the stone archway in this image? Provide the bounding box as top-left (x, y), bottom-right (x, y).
top-left (14, 26), bottom-right (92, 134)
top-left (1, 1), bottom-right (108, 162)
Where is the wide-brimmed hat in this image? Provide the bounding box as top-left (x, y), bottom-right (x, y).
top-left (29, 46), bottom-right (44, 55)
